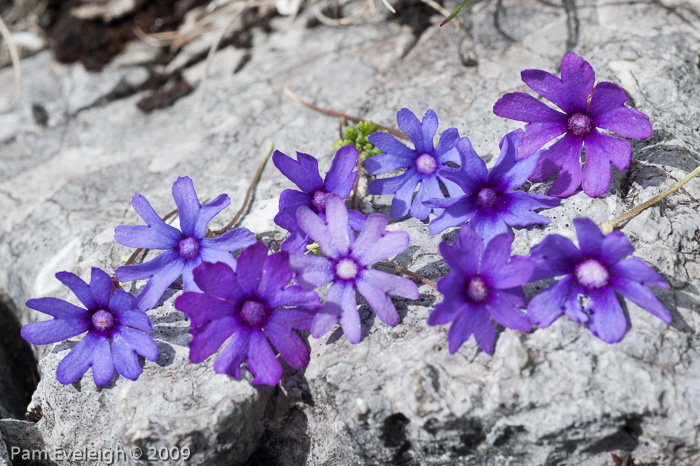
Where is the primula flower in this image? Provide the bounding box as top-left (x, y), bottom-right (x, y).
top-left (425, 132), bottom-right (560, 245)
top-left (115, 176), bottom-right (256, 311)
top-left (273, 146), bottom-right (365, 252)
top-left (289, 195), bottom-right (419, 344)
top-left (21, 268), bottom-right (158, 385)
top-left (365, 108), bottom-right (463, 220)
top-left (174, 243), bottom-right (321, 386)
top-left (427, 227), bottom-right (533, 354)
top-left (527, 217), bottom-right (671, 343)
top-left (493, 53), bottom-right (653, 197)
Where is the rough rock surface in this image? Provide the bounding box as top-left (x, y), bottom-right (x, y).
top-left (0, 0), bottom-right (699, 465)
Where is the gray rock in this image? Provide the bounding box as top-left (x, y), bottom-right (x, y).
top-left (0, 0), bottom-right (698, 465)
top-left (0, 428), bottom-right (9, 466)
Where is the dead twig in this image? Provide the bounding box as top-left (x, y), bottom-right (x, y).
top-left (283, 87), bottom-right (408, 140)
top-left (0, 14), bottom-right (23, 113)
top-left (376, 261), bottom-right (437, 289)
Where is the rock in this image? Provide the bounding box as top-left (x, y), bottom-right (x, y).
top-left (0, 31), bottom-right (47, 69)
top-left (0, 0), bottom-right (698, 465)
top-left (0, 428), bottom-right (9, 466)
top-left (69, 0), bottom-right (146, 22)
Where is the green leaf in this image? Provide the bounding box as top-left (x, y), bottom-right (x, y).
top-left (441, 0), bottom-right (472, 27)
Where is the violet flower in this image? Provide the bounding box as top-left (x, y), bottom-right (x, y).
top-left (425, 132), bottom-right (560, 245)
top-left (527, 217), bottom-right (671, 343)
top-left (289, 194), bottom-right (419, 344)
top-left (115, 176), bottom-right (255, 311)
top-left (428, 227), bottom-right (533, 354)
top-left (273, 146), bottom-right (365, 253)
top-left (22, 268), bottom-right (158, 385)
top-left (365, 108), bottom-right (463, 220)
top-left (174, 243), bottom-right (321, 386)
top-left (493, 53), bottom-right (652, 197)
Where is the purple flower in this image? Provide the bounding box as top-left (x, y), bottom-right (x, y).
top-left (114, 176), bottom-right (256, 311)
top-left (365, 108), bottom-right (463, 220)
top-left (174, 243), bottom-right (321, 386)
top-left (527, 217), bottom-right (671, 343)
top-left (289, 195), bottom-right (419, 344)
top-left (425, 132), bottom-right (560, 245)
top-left (273, 145), bottom-right (365, 253)
top-left (493, 53), bottom-right (652, 197)
top-left (428, 227), bottom-right (533, 354)
top-left (21, 268), bottom-right (158, 385)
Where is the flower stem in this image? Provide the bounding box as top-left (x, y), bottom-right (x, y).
top-left (375, 261), bottom-right (437, 290)
top-left (600, 163), bottom-right (700, 234)
top-left (282, 87), bottom-right (409, 141)
top-left (211, 142), bottom-right (274, 236)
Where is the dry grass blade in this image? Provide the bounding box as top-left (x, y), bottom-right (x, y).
top-left (0, 14), bottom-right (22, 113)
top-left (379, 0), bottom-right (396, 14)
top-left (420, 0), bottom-right (460, 29)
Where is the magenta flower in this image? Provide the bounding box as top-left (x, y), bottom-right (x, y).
top-left (527, 218), bottom-right (671, 343)
top-left (21, 268), bottom-right (158, 385)
top-left (273, 146), bottom-right (365, 253)
top-left (365, 108), bottom-right (463, 220)
top-left (425, 132), bottom-right (560, 245)
top-left (289, 194), bottom-right (419, 344)
top-left (174, 243), bottom-right (321, 386)
top-left (493, 53), bottom-right (652, 197)
top-left (428, 227), bottom-right (533, 354)
top-left (115, 176), bottom-right (255, 311)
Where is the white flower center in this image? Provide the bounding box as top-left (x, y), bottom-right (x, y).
top-left (467, 276), bottom-right (488, 302)
top-left (416, 153), bottom-right (438, 175)
top-left (335, 258), bottom-right (358, 280)
top-left (575, 259), bottom-right (610, 289)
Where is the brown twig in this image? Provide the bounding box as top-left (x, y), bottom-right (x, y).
top-left (376, 261), bottom-right (437, 289)
top-left (283, 88), bottom-right (409, 140)
top-left (211, 142), bottom-right (274, 236)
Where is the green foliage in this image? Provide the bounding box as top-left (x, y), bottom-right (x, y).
top-left (333, 121), bottom-right (384, 161)
top-left (441, 0), bottom-right (473, 27)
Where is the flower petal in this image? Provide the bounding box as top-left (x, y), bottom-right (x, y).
top-left (486, 290), bottom-right (531, 331)
top-left (453, 137), bottom-right (488, 188)
top-left (110, 290), bottom-right (153, 332)
top-left (121, 193), bottom-right (182, 247)
top-left (115, 249), bottom-right (181, 282)
top-left (439, 226), bottom-right (482, 277)
top-left (493, 92), bottom-right (569, 123)
top-left (598, 231), bottom-right (634, 266)
top-left (520, 53), bottom-right (594, 114)
top-left (428, 288), bottom-right (463, 326)
top-left (191, 261), bottom-right (242, 302)
top-left (132, 254), bottom-right (185, 311)
top-left (489, 132), bottom-right (540, 192)
top-left (213, 327), bottom-right (250, 379)
top-left (325, 145), bottom-right (359, 197)
top-left (280, 227), bottom-right (310, 253)
top-left (25, 297), bottom-right (88, 319)
top-left (200, 227), bottom-right (255, 252)
top-left (368, 132), bottom-right (417, 159)
top-left (21, 317), bottom-right (91, 345)
top-left (529, 234), bottom-right (581, 281)
top-left (236, 242), bottom-right (268, 296)
top-left (199, 248), bottom-right (237, 272)
top-left (535, 133), bottom-right (584, 197)
top-left (421, 109), bottom-right (439, 151)
top-left (468, 211), bottom-right (509, 246)
top-left (276, 190), bottom-right (311, 231)
top-left (516, 123), bottom-right (568, 159)
top-left (56, 331), bottom-right (100, 385)
top-left (324, 195), bottom-right (350, 256)
top-left (296, 206), bottom-right (341, 258)
top-left (527, 275), bottom-right (584, 327)
top-left (396, 108), bottom-right (427, 153)
top-left (265, 321), bottom-right (310, 370)
top-left (259, 251), bottom-right (293, 302)
top-left (89, 334), bottom-right (115, 386)
top-left (194, 194), bottom-right (231, 239)
top-left (582, 130), bottom-right (631, 197)
top-left (267, 307), bottom-right (316, 329)
top-left (447, 305), bottom-right (475, 354)
top-left (111, 325), bottom-right (158, 380)
top-left (610, 257), bottom-right (668, 289)
top-left (352, 215), bottom-right (410, 267)
top-left (56, 271), bottom-right (96, 310)
top-left (498, 191), bottom-right (560, 228)
top-left (434, 127), bottom-right (460, 160)
top-left (587, 286), bottom-right (627, 343)
top-left (288, 253), bottom-right (334, 289)
top-left (182, 257), bottom-right (203, 293)
top-left (188, 315), bottom-right (238, 364)
top-left (609, 276), bottom-right (671, 324)
top-left (272, 150), bottom-right (323, 194)
top-left (480, 237), bottom-right (534, 289)
top-left (357, 269), bottom-right (417, 326)
top-left (172, 176), bottom-right (202, 238)
top-left (471, 305), bottom-right (496, 354)
top-left (428, 196), bottom-right (476, 236)
top-left (573, 217), bottom-right (605, 258)
top-left (595, 106), bottom-right (652, 139)
top-left (364, 153), bottom-right (412, 174)
top-left (310, 282), bottom-right (353, 341)
top-left (388, 171), bottom-right (420, 219)
top-left (247, 328), bottom-right (282, 386)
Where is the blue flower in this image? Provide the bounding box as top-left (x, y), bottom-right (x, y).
top-left (366, 108), bottom-right (463, 220)
top-left (22, 268), bottom-right (158, 385)
top-left (115, 176), bottom-right (256, 310)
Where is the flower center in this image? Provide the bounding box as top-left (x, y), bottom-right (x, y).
top-left (415, 153), bottom-right (438, 175)
top-left (335, 258), bottom-right (359, 280)
top-left (92, 310), bottom-right (115, 332)
top-left (567, 112), bottom-right (594, 137)
top-left (178, 237), bottom-right (200, 260)
top-left (240, 300), bottom-right (267, 327)
top-left (311, 190), bottom-right (329, 213)
top-left (467, 276), bottom-right (489, 302)
top-left (575, 259), bottom-right (610, 289)
top-left (476, 188), bottom-right (498, 209)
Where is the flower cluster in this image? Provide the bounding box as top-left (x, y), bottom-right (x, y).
top-left (21, 52), bottom-right (671, 389)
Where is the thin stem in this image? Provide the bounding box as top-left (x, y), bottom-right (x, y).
top-left (375, 261), bottom-right (437, 290)
top-left (600, 163), bottom-right (700, 234)
top-left (211, 142), bottom-right (274, 236)
top-left (0, 13), bottom-right (23, 113)
top-left (283, 88), bottom-right (409, 141)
